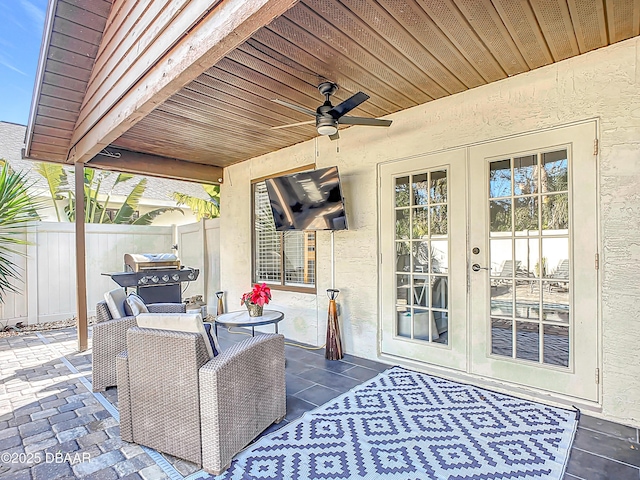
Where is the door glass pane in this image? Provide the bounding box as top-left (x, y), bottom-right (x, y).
top-left (491, 318), bottom-right (512, 357)
top-left (395, 176), bottom-right (410, 207)
top-left (490, 239), bottom-right (512, 277)
top-left (433, 312), bottom-right (448, 345)
top-left (412, 241), bottom-right (429, 273)
top-left (413, 207), bottom-right (429, 238)
top-left (542, 282), bottom-right (569, 323)
top-left (516, 321), bottom-right (540, 362)
top-left (489, 159), bottom-right (511, 198)
top-left (430, 205), bottom-right (447, 236)
top-left (542, 238), bottom-right (569, 279)
top-left (396, 209), bottom-right (410, 239)
top-left (541, 150), bottom-right (568, 193)
top-left (397, 311), bottom-right (411, 338)
top-left (431, 276), bottom-right (448, 309)
top-left (513, 155), bottom-right (538, 195)
top-left (543, 325), bottom-right (569, 366)
top-left (515, 281), bottom-right (539, 319)
top-left (490, 199), bottom-right (511, 234)
top-left (430, 170), bottom-right (447, 203)
top-left (486, 152), bottom-right (571, 369)
top-left (412, 173), bottom-right (429, 205)
top-left (515, 238), bottom-right (539, 278)
top-left (396, 274), bottom-right (410, 307)
top-left (515, 196), bottom-right (538, 233)
top-left (396, 242), bottom-right (410, 272)
top-left (413, 276), bottom-right (429, 307)
top-left (542, 193), bottom-right (568, 232)
top-left (413, 308), bottom-right (433, 341)
top-left (430, 241), bottom-right (448, 274)
top-left (491, 279), bottom-right (512, 316)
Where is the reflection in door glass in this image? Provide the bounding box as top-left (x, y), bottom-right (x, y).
top-left (412, 173), bottom-right (429, 205)
top-left (395, 242), bottom-right (410, 272)
top-left (395, 176), bottom-right (410, 207)
top-left (396, 209), bottom-right (409, 239)
top-left (516, 321), bottom-right (540, 362)
top-left (488, 151), bottom-right (570, 367)
top-left (491, 279), bottom-right (512, 316)
top-left (412, 207), bottom-right (429, 239)
top-left (430, 205), bottom-right (448, 236)
top-left (542, 193), bottom-right (568, 232)
top-left (430, 170), bottom-right (447, 203)
top-left (394, 170), bottom-right (450, 345)
top-left (491, 318), bottom-right (512, 357)
top-left (544, 325), bottom-right (569, 366)
top-left (489, 160), bottom-right (511, 198)
top-left (513, 155), bottom-right (538, 195)
top-left (542, 151), bottom-right (568, 193)
top-left (490, 199), bottom-right (511, 234)
top-left (515, 196), bottom-right (539, 232)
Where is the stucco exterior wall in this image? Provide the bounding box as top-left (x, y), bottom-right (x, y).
top-left (220, 37), bottom-right (640, 426)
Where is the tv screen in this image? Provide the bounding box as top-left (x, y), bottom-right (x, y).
top-left (264, 166), bottom-right (348, 231)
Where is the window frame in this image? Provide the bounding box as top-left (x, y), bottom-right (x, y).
top-left (251, 165), bottom-right (317, 294)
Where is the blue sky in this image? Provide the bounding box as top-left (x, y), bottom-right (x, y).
top-left (0, 0), bottom-right (47, 126)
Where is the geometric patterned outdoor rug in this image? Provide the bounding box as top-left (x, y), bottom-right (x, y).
top-left (215, 366), bottom-right (578, 480)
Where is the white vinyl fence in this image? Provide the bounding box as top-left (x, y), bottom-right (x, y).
top-left (0, 219), bottom-right (220, 326)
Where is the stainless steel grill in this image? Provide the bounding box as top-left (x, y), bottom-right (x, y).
top-left (104, 253), bottom-right (199, 304)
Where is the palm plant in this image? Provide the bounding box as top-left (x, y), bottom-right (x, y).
top-left (172, 184), bottom-right (220, 220)
top-left (36, 164), bottom-right (180, 224)
top-left (0, 161), bottom-right (40, 302)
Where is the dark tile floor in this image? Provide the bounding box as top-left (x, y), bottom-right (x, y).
top-left (217, 327), bottom-right (640, 480)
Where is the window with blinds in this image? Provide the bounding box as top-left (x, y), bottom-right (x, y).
top-left (253, 181), bottom-right (316, 289)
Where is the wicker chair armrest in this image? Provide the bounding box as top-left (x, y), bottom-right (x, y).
top-left (116, 351), bottom-right (133, 442)
top-left (199, 333), bottom-right (286, 475)
top-left (147, 303), bottom-right (187, 313)
top-left (91, 316), bottom-right (137, 392)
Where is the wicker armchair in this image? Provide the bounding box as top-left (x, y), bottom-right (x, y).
top-left (92, 300), bottom-right (185, 392)
top-left (116, 328), bottom-right (286, 475)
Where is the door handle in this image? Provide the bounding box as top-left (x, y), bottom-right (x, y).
top-left (472, 264), bottom-right (489, 272)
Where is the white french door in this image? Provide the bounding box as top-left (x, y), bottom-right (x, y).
top-left (468, 122), bottom-right (599, 402)
top-left (380, 122), bottom-right (600, 402)
top-left (380, 149), bottom-right (468, 372)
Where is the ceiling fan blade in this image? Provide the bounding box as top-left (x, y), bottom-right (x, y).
top-left (329, 131), bottom-right (340, 141)
top-left (272, 99), bottom-right (317, 117)
top-left (329, 92), bottom-right (369, 118)
top-left (270, 120), bottom-right (315, 130)
top-left (339, 116), bottom-right (392, 127)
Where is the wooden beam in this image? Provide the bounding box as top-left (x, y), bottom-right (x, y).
top-left (69, 0), bottom-right (298, 164)
top-left (75, 162), bottom-right (88, 352)
top-left (88, 147), bottom-right (224, 184)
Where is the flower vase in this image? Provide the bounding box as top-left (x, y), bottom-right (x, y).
top-left (247, 303), bottom-right (263, 317)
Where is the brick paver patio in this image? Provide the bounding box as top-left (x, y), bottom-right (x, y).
top-left (1, 326), bottom-right (639, 480)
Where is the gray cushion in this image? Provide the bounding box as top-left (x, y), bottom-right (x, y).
top-left (126, 293), bottom-right (149, 316)
top-left (136, 313), bottom-right (220, 359)
top-left (104, 288), bottom-right (127, 319)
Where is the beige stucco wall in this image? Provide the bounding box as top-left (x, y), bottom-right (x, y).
top-left (220, 37), bottom-right (640, 426)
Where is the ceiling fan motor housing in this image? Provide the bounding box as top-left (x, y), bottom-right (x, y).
top-left (316, 104), bottom-right (338, 135)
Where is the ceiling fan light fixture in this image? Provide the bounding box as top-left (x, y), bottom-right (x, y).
top-left (317, 124), bottom-right (338, 136)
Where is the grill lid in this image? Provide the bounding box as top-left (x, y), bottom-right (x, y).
top-left (124, 253), bottom-right (180, 272)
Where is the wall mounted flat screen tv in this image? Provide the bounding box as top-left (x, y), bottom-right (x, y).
top-left (264, 166), bottom-right (348, 231)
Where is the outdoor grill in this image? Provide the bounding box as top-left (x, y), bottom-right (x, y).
top-left (103, 253), bottom-right (199, 304)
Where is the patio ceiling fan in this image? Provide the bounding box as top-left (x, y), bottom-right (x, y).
top-left (271, 82), bottom-right (392, 140)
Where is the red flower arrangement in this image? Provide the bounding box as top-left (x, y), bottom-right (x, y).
top-left (241, 283), bottom-right (272, 307)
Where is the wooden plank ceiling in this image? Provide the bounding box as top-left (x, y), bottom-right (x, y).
top-left (27, 0), bottom-right (112, 162)
top-left (29, 0), bottom-right (640, 170)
